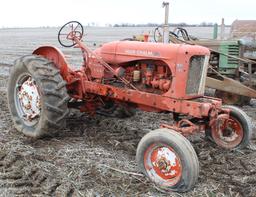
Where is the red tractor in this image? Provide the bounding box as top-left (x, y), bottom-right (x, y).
top-left (7, 21), bottom-right (252, 192)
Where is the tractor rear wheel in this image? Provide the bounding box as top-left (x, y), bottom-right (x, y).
top-left (7, 55), bottom-right (69, 138)
top-left (209, 105), bottom-right (252, 149)
top-left (136, 128), bottom-right (199, 192)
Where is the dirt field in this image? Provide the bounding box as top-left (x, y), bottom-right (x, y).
top-left (1, 26), bottom-right (256, 197)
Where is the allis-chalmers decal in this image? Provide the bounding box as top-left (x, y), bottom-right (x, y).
top-left (125, 49), bottom-right (160, 57)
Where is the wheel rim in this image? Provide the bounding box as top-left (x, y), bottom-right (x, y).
top-left (214, 116), bottom-right (244, 148)
top-left (144, 143), bottom-right (182, 187)
top-left (14, 74), bottom-right (41, 126)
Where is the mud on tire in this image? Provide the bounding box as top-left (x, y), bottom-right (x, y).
top-left (7, 55), bottom-right (69, 138)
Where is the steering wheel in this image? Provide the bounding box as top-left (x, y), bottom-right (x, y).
top-left (173, 27), bottom-right (190, 41)
top-left (153, 26), bottom-right (179, 43)
top-left (58, 21), bottom-right (84, 47)
top-left (153, 26), bottom-right (163, 42)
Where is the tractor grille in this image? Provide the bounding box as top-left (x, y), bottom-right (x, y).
top-left (227, 45), bottom-right (239, 64)
top-left (186, 56), bottom-right (208, 95)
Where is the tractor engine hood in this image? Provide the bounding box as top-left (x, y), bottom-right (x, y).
top-left (94, 41), bottom-right (209, 65)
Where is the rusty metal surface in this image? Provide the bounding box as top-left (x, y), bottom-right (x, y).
top-left (16, 76), bottom-right (41, 125)
top-left (206, 76), bottom-right (256, 98)
top-left (143, 143), bottom-right (182, 187)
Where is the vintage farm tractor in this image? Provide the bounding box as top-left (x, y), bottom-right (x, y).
top-left (7, 21), bottom-right (252, 192)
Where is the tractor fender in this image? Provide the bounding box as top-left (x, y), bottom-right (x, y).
top-left (32, 46), bottom-right (71, 81)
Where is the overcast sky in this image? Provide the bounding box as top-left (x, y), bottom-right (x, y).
top-left (0, 0), bottom-right (255, 27)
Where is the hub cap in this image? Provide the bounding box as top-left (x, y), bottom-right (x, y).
top-left (15, 75), bottom-right (41, 126)
top-left (144, 144), bottom-right (182, 187)
top-left (214, 117), bottom-right (243, 148)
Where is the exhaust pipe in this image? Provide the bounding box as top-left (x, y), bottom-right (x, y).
top-left (162, 2), bottom-right (170, 44)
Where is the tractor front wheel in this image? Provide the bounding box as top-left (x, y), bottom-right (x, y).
top-left (136, 128), bottom-right (199, 192)
top-left (7, 55), bottom-right (69, 138)
top-left (210, 105), bottom-right (252, 149)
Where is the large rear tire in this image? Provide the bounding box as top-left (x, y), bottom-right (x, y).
top-left (136, 128), bottom-right (199, 192)
top-left (7, 55), bottom-right (69, 138)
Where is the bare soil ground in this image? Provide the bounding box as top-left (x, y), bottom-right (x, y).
top-left (0, 27), bottom-right (256, 197)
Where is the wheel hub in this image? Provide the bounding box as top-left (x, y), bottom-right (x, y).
top-left (213, 117), bottom-right (244, 149)
top-left (17, 77), bottom-right (41, 122)
top-left (219, 119), bottom-right (241, 142)
top-left (144, 145), bottom-right (182, 186)
top-left (157, 159), bottom-right (168, 170)
top-left (151, 147), bottom-right (181, 179)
